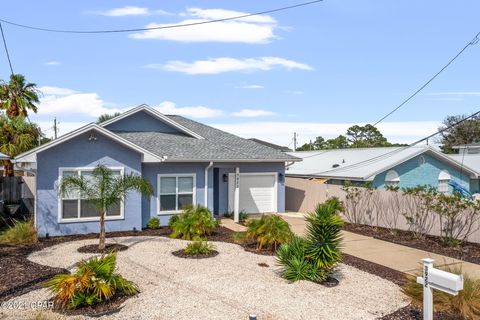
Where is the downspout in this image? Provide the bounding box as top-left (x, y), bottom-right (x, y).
top-left (204, 161), bottom-right (213, 209)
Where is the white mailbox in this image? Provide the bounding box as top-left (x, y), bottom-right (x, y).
top-left (416, 258), bottom-right (464, 320)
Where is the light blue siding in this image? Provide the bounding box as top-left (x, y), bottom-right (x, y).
top-left (36, 130), bottom-right (144, 237)
top-left (104, 110), bottom-right (180, 133)
top-left (373, 154), bottom-right (472, 191)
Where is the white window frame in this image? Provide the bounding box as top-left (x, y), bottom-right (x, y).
top-left (58, 167), bottom-right (125, 223)
top-left (157, 173), bottom-right (196, 215)
top-left (438, 170), bottom-right (451, 193)
top-left (385, 169), bottom-right (400, 188)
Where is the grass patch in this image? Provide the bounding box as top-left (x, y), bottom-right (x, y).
top-left (0, 220), bottom-right (37, 245)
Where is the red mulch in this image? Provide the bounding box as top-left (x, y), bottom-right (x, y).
top-left (344, 223), bottom-right (480, 265)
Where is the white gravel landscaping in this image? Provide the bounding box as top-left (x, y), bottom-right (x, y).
top-left (0, 236), bottom-right (409, 320)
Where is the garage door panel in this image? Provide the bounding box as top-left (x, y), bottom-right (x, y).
top-left (228, 173), bottom-right (276, 214)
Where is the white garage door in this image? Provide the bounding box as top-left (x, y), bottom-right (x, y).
top-left (228, 173), bottom-right (277, 213)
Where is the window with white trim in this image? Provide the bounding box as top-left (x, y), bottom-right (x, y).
top-left (385, 170), bottom-right (400, 187)
top-left (158, 174), bottom-right (195, 213)
top-left (59, 168), bottom-right (123, 221)
top-left (438, 170), bottom-right (451, 193)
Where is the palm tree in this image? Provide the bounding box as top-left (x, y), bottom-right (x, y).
top-left (59, 165), bottom-right (153, 250)
top-left (97, 112), bottom-right (121, 124)
top-left (0, 74), bottom-right (40, 119)
top-left (0, 114), bottom-right (40, 176)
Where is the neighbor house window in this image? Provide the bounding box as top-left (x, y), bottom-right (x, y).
top-left (385, 170), bottom-right (400, 187)
top-left (438, 170), bottom-right (451, 193)
top-left (59, 167), bottom-right (123, 222)
top-left (158, 174), bottom-right (195, 213)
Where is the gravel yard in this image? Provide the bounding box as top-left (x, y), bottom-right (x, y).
top-left (0, 236), bottom-right (409, 320)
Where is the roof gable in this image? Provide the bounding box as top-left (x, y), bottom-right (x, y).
top-left (100, 105), bottom-right (203, 139)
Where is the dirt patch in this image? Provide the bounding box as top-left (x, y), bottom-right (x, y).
top-left (344, 223), bottom-right (480, 265)
top-left (171, 249), bottom-right (219, 259)
top-left (379, 304), bottom-right (459, 320)
top-left (77, 243), bottom-right (129, 254)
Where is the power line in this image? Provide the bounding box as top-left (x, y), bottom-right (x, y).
top-left (373, 31), bottom-right (480, 126)
top-left (0, 21), bottom-right (14, 74)
top-left (318, 110), bottom-right (480, 175)
top-left (0, 0), bottom-right (323, 34)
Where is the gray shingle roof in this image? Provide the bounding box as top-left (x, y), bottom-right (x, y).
top-left (114, 115), bottom-right (299, 162)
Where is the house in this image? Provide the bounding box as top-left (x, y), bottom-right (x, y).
top-left (14, 105), bottom-right (299, 237)
top-left (286, 146), bottom-right (480, 193)
top-left (249, 138), bottom-right (292, 152)
top-left (452, 142), bottom-right (480, 155)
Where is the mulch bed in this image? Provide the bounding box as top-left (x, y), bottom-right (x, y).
top-left (171, 249), bottom-right (219, 259)
top-left (77, 243), bottom-right (129, 254)
top-left (379, 304), bottom-right (459, 320)
top-left (344, 223), bottom-right (480, 265)
top-left (52, 294), bottom-right (131, 317)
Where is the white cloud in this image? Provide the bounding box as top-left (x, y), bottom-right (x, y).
top-left (238, 84), bottom-right (264, 89)
top-left (154, 101), bottom-right (223, 118)
top-left (129, 7), bottom-right (277, 43)
top-left (44, 61), bottom-right (61, 66)
top-left (93, 6), bottom-right (170, 17)
top-left (148, 57), bottom-right (313, 75)
top-left (39, 86), bottom-right (78, 96)
top-left (232, 109), bottom-right (275, 117)
top-left (210, 121), bottom-right (441, 146)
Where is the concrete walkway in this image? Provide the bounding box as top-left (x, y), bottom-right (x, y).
top-left (221, 215), bottom-right (480, 279)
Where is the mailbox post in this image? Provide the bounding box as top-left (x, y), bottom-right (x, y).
top-left (416, 258), bottom-right (464, 320)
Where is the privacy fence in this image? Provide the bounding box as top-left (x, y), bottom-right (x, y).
top-left (0, 176), bottom-right (35, 214)
top-left (286, 177), bottom-right (480, 244)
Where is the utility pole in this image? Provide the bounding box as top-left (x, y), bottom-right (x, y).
top-left (293, 132), bottom-right (297, 151)
top-left (53, 117), bottom-right (58, 139)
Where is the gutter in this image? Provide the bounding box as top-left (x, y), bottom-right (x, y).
top-left (204, 161), bottom-right (213, 209)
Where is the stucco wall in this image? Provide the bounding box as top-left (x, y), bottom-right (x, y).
top-left (372, 154), bottom-right (472, 191)
top-left (104, 110), bottom-right (180, 133)
top-left (36, 130), bottom-right (144, 237)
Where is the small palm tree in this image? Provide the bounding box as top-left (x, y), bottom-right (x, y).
top-left (59, 165), bottom-right (153, 250)
top-left (0, 74), bottom-right (40, 118)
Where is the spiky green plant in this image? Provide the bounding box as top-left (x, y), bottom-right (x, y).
top-left (45, 252), bottom-right (138, 309)
top-left (245, 214), bottom-right (293, 251)
top-left (183, 240), bottom-right (215, 255)
top-left (304, 197), bottom-right (344, 270)
top-left (147, 217), bottom-right (160, 229)
top-left (168, 205), bottom-right (219, 240)
top-left (0, 219), bottom-right (37, 244)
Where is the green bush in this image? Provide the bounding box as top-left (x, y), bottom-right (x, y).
top-left (223, 210), bottom-right (249, 222)
top-left (276, 198), bottom-right (344, 283)
top-left (147, 217), bottom-right (160, 229)
top-left (0, 219), bottom-right (37, 244)
top-left (403, 265), bottom-right (480, 319)
top-left (168, 205), bottom-right (219, 240)
top-left (245, 214), bottom-right (293, 251)
top-left (45, 252), bottom-right (138, 309)
top-left (183, 240), bottom-right (215, 255)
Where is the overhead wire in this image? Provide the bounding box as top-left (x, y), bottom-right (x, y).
top-left (0, 21), bottom-right (14, 75)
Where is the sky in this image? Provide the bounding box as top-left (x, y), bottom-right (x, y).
top-left (1, 0), bottom-right (479, 147)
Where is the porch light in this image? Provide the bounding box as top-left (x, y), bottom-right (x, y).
top-left (222, 173), bottom-right (228, 183)
top-left (278, 173), bottom-right (284, 183)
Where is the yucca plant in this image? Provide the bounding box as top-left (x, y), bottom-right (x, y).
top-left (0, 219), bottom-right (37, 244)
top-left (45, 252), bottom-right (138, 309)
top-left (168, 205), bottom-right (219, 240)
top-left (245, 214), bottom-right (293, 251)
top-left (403, 265), bottom-right (480, 319)
top-left (183, 240), bottom-right (215, 255)
top-left (304, 198), bottom-right (344, 270)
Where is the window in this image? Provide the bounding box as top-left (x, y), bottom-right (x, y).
top-left (158, 174), bottom-right (195, 214)
top-left (59, 167), bottom-right (123, 222)
top-left (438, 170), bottom-right (451, 193)
top-left (385, 170), bottom-right (400, 187)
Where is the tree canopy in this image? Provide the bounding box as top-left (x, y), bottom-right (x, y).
top-left (0, 74), bottom-right (40, 118)
top-left (97, 112), bottom-right (121, 123)
top-left (437, 114), bottom-right (480, 154)
top-left (296, 124), bottom-right (405, 151)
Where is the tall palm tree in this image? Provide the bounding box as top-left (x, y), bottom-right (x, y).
top-left (0, 74), bottom-right (40, 118)
top-left (0, 114), bottom-right (40, 176)
top-left (59, 165), bottom-right (153, 250)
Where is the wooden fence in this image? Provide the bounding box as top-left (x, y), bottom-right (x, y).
top-left (285, 176), bottom-right (480, 244)
top-left (0, 176), bottom-right (35, 214)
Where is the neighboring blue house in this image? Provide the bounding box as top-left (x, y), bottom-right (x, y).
top-left (287, 146), bottom-right (480, 193)
top-left (15, 105), bottom-right (299, 237)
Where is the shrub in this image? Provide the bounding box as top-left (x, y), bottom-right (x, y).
top-left (402, 185), bottom-right (437, 239)
top-left (276, 198), bottom-right (344, 283)
top-left (183, 240), bottom-right (215, 255)
top-left (168, 205), bottom-right (219, 240)
top-left (342, 181), bottom-right (377, 225)
top-left (0, 219), bottom-right (37, 244)
top-left (45, 252), bottom-right (137, 309)
top-left (232, 231), bottom-right (246, 244)
top-left (403, 265), bottom-right (480, 319)
top-left (223, 210), bottom-right (249, 222)
top-left (245, 214), bottom-right (293, 251)
top-left (147, 217), bottom-right (160, 229)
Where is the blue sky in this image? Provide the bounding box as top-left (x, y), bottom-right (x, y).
top-left (1, 0), bottom-right (479, 146)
